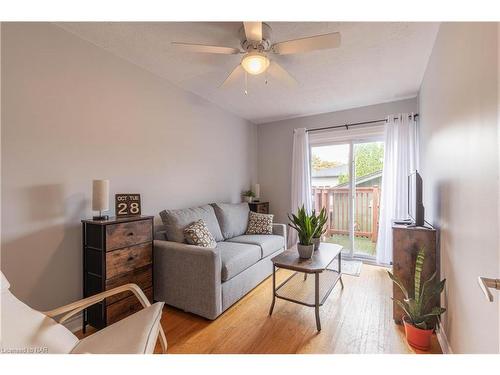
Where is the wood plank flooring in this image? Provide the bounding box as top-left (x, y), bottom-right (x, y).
top-left (155, 264), bottom-right (442, 354)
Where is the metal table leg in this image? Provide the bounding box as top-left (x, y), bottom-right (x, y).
top-left (315, 272), bottom-right (321, 331)
top-left (339, 251), bottom-right (344, 289)
top-left (269, 264), bottom-right (276, 315)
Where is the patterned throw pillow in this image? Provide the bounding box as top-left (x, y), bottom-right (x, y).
top-left (184, 219), bottom-right (217, 248)
top-left (246, 211), bottom-right (274, 235)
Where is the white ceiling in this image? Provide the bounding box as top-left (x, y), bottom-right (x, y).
top-left (56, 22), bottom-right (439, 124)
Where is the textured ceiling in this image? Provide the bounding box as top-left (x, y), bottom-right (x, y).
top-left (56, 22), bottom-right (439, 124)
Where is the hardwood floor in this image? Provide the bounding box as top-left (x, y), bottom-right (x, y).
top-left (155, 264), bottom-right (442, 354)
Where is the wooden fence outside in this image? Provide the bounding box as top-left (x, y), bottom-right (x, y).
top-left (312, 186), bottom-right (380, 242)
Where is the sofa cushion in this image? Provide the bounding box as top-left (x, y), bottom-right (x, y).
top-left (184, 219), bottom-right (217, 248)
top-left (160, 205), bottom-right (223, 243)
top-left (226, 235), bottom-right (285, 258)
top-left (211, 203), bottom-right (250, 239)
top-left (217, 242), bottom-right (261, 282)
top-left (246, 211), bottom-right (274, 234)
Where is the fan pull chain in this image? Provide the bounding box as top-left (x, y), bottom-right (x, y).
top-left (244, 72), bottom-right (248, 95)
top-left (265, 69), bottom-right (268, 85)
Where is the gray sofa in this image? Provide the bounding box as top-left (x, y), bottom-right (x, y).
top-left (153, 202), bottom-right (286, 320)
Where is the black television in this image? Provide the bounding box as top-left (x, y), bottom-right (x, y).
top-left (408, 171), bottom-right (425, 227)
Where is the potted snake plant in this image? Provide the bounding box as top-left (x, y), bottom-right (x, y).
top-left (288, 205), bottom-right (315, 259)
top-left (388, 247), bottom-right (446, 351)
top-left (311, 208), bottom-right (328, 251)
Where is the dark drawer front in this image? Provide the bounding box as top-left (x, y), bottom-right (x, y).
top-left (106, 220), bottom-right (152, 251)
top-left (106, 243), bottom-right (152, 279)
top-left (105, 266), bottom-right (153, 304)
top-left (106, 287), bottom-right (153, 325)
top-left (256, 203), bottom-right (269, 214)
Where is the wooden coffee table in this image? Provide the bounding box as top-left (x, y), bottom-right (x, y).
top-left (269, 242), bottom-right (343, 331)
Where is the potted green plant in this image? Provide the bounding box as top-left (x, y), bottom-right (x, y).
top-left (242, 190), bottom-right (256, 203)
top-left (387, 247), bottom-right (446, 351)
top-left (311, 207), bottom-right (328, 251)
top-left (288, 205), bottom-right (315, 259)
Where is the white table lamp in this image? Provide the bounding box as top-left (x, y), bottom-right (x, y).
top-left (92, 179), bottom-right (109, 220)
top-left (253, 183), bottom-right (260, 201)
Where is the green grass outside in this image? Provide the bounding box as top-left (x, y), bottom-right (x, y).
top-left (324, 234), bottom-right (377, 256)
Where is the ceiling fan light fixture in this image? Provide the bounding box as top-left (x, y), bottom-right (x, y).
top-left (241, 51), bottom-right (270, 75)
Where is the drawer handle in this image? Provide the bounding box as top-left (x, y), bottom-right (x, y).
top-left (127, 232), bottom-right (134, 236)
top-left (127, 256), bottom-right (134, 262)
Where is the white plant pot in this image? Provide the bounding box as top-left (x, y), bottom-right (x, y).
top-left (243, 196), bottom-right (253, 203)
top-left (297, 244), bottom-right (314, 259)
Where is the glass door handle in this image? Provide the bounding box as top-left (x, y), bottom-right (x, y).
top-left (477, 277), bottom-right (500, 302)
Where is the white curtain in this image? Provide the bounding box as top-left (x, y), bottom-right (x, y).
top-left (290, 128), bottom-right (312, 247)
top-left (376, 113), bottom-right (418, 265)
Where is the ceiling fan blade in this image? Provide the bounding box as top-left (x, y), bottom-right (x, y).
top-left (172, 42), bottom-right (241, 55)
top-left (243, 22), bottom-right (262, 42)
top-left (220, 64), bottom-right (245, 88)
top-left (272, 32), bottom-right (341, 55)
top-left (267, 61), bottom-right (298, 87)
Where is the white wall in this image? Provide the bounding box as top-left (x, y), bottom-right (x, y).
top-left (1, 23), bottom-right (257, 311)
top-left (257, 98), bottom-right (418, 224)
top-left (498, 22), bottom-right (500, 348)
top-left (419, 23), bottom-right (499, 353)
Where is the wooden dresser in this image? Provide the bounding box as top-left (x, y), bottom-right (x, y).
top-left (82, 215), bottom-right (154, 332)
top-left (392, 223), bottom-right (438, 323)
top-left (249, 201), bottom-right (269, 214)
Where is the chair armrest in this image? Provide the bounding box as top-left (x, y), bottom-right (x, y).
top-left (43, 283), bottom-right (150, 322)
top-left (43, 283), bottom-right (167, 353)
top-left (153, 240), bottom-right (222, 320)
top-left (272, 223), bottom-right (287, 250)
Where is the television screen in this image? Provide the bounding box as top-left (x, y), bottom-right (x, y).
top-left (408, 172), bottom-right (416, 220)
top-left (408, 171), bottom-right (424, 226)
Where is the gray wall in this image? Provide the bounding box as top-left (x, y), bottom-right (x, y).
top-left (256, 98), bottom-right (418, 225)
top-left (1, 23), bottom-right (257, 311)
top-left (419, 23), bottom-right (499, 353)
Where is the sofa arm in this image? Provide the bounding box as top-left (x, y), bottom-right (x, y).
top-left (153, 240), bottom-right (222, 320)
top-left (272, 223), bottom-right (287, 250)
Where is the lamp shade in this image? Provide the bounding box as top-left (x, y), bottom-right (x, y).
top-left (92, 180), bottom-right (109, 211)
top-left (253, 183), bottom-right (260, 199)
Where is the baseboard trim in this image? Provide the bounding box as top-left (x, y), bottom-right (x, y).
top-left (62, 312), bottom-right (83, 333)
top-left (436, 325), bottom-right (453, 354)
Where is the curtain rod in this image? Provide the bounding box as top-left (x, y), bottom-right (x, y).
top-left (306, 113), bottom-right (419, 133)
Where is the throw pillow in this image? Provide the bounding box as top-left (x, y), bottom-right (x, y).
top-left (246, 211), bottom-right (274, 235)
top-left (184, 219), bottom-right (217, 248)
top-left (160, 205), bottom-right (224, 243)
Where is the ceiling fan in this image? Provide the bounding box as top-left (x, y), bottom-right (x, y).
top-left (172, 22), bottom-right (341, 92)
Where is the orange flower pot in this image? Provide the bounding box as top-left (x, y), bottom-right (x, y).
top-left (403, 317), bottom-right (433, 351)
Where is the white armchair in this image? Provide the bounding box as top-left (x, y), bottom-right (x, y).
top-left (0, 272), bottom-right (167, 354)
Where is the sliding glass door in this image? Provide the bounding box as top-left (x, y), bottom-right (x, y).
top-left (352, 141), bottom-right (383, 258)
top-left (311, 143), bottom-right (352, 257)
top-left (310, 139), bottom-right (384, 260)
